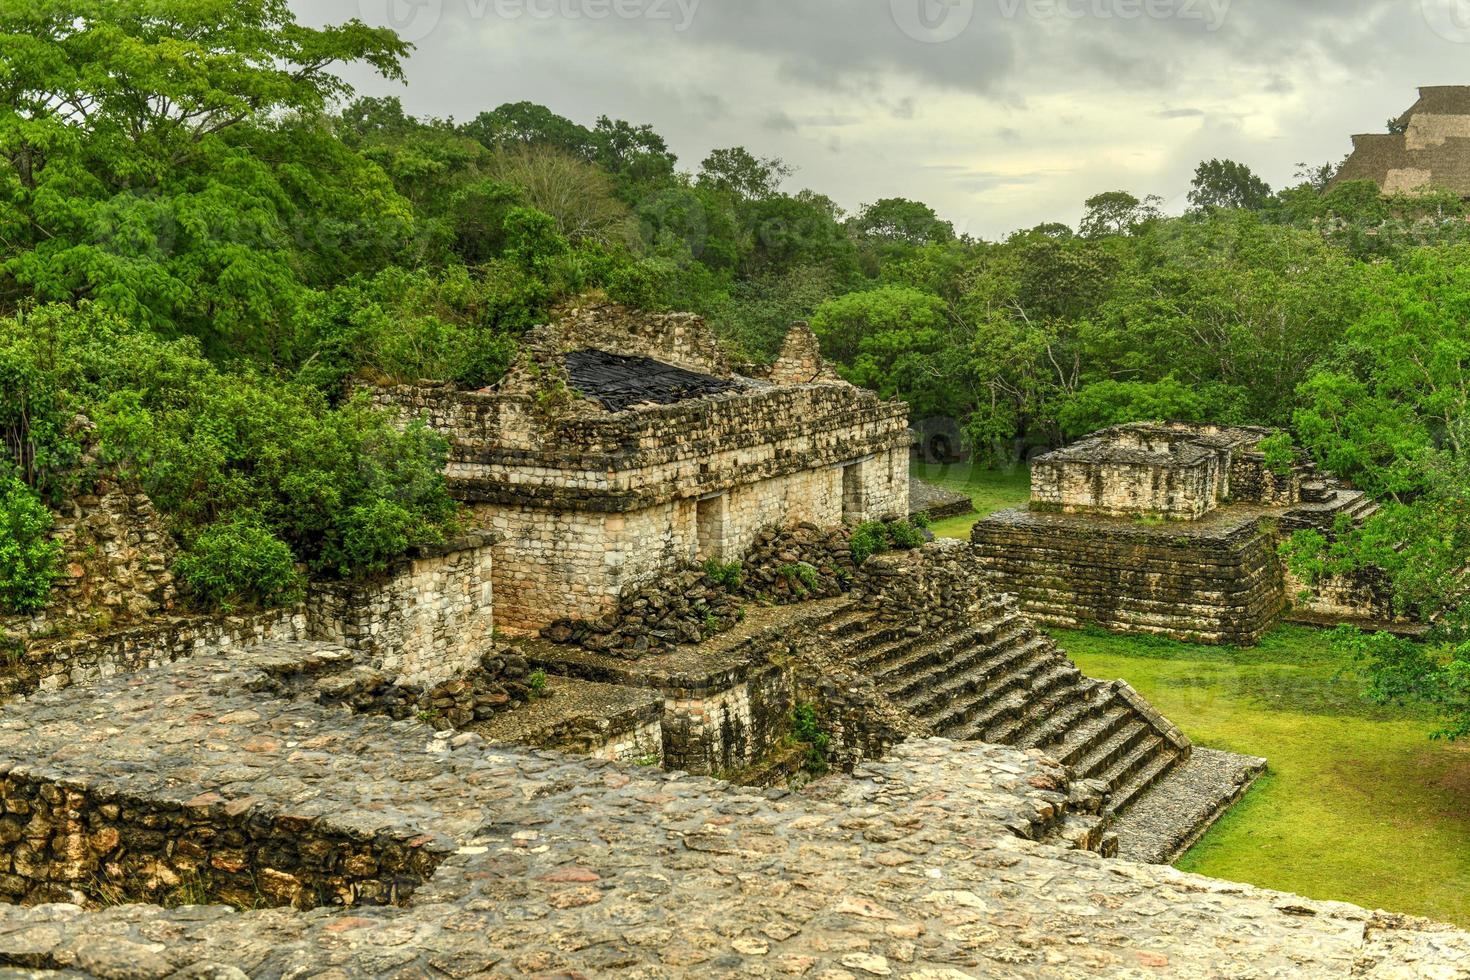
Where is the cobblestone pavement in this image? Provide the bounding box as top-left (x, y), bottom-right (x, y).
top-left (0, 645), bottom-right (1465, 977)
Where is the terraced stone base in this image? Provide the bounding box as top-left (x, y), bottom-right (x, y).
top-left (971, 505), bottom-right (1286, 645)
top-left (1112, 748), bottom-right (1269, 864)
top-left (470, 676), bottom-right (664, 764)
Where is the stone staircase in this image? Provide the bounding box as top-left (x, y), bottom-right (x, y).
top-left (1281, 479), bottom-right (1381, 535)
top-left (809, 596), bottom-right (1191, 822)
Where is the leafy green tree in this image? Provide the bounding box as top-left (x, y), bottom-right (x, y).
top-left (697, 147), bottom-right (793, 201)
top-left (487, 146), bottom-right (639, 248)
top-left (810, 286), bottom-right (972, 420)
top-left (850, 198), bottom-right (955, 247)
top-left (1079, 191), bottom-right (1162, 238)
top-left (0, 0), bottom-right (411, 353)
top-left (1187, 159), bottom-right (1272, 212)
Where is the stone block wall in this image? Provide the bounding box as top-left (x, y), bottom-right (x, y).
top-left (478, 454), bottom-right (906, 634)
top-left (0, 770), bottom-right (447, 910)
top-left (1031, 456), bottom-right (1220, 519)
top-left (0, 609), bottom-right (306, 701)
top-left (306, 533), bottom-right (496, 688)
top-left (972, 509), bottom-right (1286, 645)
top-left (4, 535), bottom-right (500, 705)
top-left (1, 476), bottom-right (178, 643)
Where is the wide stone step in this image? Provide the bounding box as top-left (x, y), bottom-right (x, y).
top-left (1044, 704), bottom-right (1133, 769)
top-left (1093, 732), bottom-right (1168, 799)
top-left (1014, 682), bottom-right (1111, 750)
top-left (1106, 744), bottom-right (1183, 816)
top-left (877, 622), bottom-right (1033, 701)
top-left (1069, 718), bottom-right (1152, 782)
top-left (898, 636), bottom-right (1054, 724)
top-left (960, 690), bottom-right (1029, 739)
top-left (851, 603), bottom-right (1020, 676)
top-left (985, 668), bottom-right (1089, 745)
top-left (812, 608), bottom-right (879, 642)
top-left (1110, 748), bottom-right (1267, 863)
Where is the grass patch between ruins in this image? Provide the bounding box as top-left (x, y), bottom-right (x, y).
top-left (1058, 625), bottom-right (1470, 928)
top-left (911, 462), bottom-right (1031, 539)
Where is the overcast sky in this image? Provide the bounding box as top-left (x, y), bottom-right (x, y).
top-left (295, 0), bottom-right (1470, 239)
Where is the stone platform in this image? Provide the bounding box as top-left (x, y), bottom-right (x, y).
top-left (0, 648), bottom-right (1466, 977)
top-left (909, 477), bottom-right (975, 522)
top-left (470, 675), bottom-right (663, 764)
top-left (972, 505), bottom-right (1286, 645)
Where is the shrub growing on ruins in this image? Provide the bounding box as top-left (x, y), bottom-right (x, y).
top-left (0, 477), bottom-right (61, 615)
top-left (790, 702), bottom-right (831, 775)
top-left (849, 519), bottom-right (928, 566)
top-left (702, 559), bottom-right (744, 591)
top-left (174, 521), bottom-right (304, 613)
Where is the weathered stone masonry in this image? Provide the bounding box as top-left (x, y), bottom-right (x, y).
top-left (975, 423), bottom-right (1398, 644)
top-left (373, 304), bottom-right (911, 634)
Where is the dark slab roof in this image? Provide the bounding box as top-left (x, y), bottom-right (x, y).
top-left (565, 349), bottom-right (740, 411)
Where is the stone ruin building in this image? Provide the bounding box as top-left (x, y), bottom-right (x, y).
top-left (370, 304), bottom-right (911, 634)
top-left (0, 312), bottom-right (1463, 976)
top-left (1334, 84), bottom-right (1470, 197)
top-left (971, 422), bottom-right (1395, 645)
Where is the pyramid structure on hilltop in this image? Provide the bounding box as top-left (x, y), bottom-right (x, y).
top-left (1335, 85), bottom-right (1470, 196)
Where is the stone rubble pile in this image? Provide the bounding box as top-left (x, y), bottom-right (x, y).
top-left (542, 522), bottom-right (865, 658)
top-left (258, 644), bottom-right (537, 729)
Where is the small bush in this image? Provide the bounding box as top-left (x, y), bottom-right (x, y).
top-left (702, 558), bottom-right (744, 591)
top-left (528, 668), bottom-right (548, 698)
top-left (0, 477), bottom-right (61, 614)
top-left (849, 521), bottom-right (889, 566)
top-left (791, 702), bottom-right (831, 775)
top-left (849, 518), bottom-right (929, 565)
top-left (1258, 432), bottom-right (1297, 477)
top-left (174, 520), bottom-right (304, 612)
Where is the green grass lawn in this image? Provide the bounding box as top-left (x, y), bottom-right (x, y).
top-left (911, 461), bottom-right (1031, 539)
top-left (1058, 626), bottom-right (1470, 928)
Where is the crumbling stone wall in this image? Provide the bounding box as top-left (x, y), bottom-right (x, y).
top-left (306, 532), bottom-right (496, 689)
top-left (0, 609), bottom-right (307, 701)
top-left (1, 475), bottom-right (177, 643)
top-left (3, 535), bottom-right (503, 709)
top-left (1031, 424), bottom-right (1276, 519)
top-left (0, 770), bottom-right (445, 910)
top-left (372, 306), bottom-right (910, 634)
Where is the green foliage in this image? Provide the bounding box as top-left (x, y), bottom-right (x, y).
top-left (173, 520), bottom-right (303, 612)
top-left (5, 305), bottom-right (458, 605)
top-left (1257, 432), bottom-right (1297, 476)
top-left (848, 518), bottom-right (927, 566)
top-left (0, 476), bottom-right (61, 614)
top-left (0, 1), bottom-right (412, 351)
top-left (702, 558), bottom-right (744, 591)
top-left (790, 702), bottom-right (831, 775)
top-left (527, 668), bottom-right (548, 699)
top-left (1188, 159), bottom-right (1272, 212)
top-left (1056, 377), bottom-right (1226, 440)
top-left (0, 330), bottom-right (82, 500)
top-left (776, 562), bottom-right (820, 597)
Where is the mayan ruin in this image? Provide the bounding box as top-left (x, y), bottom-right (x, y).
top-left (4, 4), bottom-right (1470, 976)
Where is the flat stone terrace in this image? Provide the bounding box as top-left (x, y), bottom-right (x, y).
top-left (0, 649), bottom-right (1466, 975)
